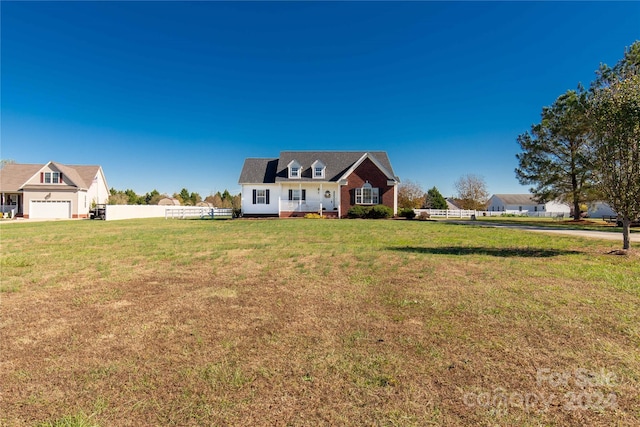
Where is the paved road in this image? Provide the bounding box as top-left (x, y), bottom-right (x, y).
top-left (448, 221), bottom-right (640, 242)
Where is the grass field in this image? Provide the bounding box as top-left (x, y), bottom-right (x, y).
top-left (1, 218), bottom-right (639, 426)
top-left (474, 216), bottom-right (640, 233)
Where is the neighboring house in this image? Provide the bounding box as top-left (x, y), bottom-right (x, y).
top-left (587, 201), bottom-right (616, 218)
top-left (446, 198), bottom-right (464, 210)
top-left (196, 201), bottom-right (214, 208)
top-left (0, 161), bottom-right (109, 219)
top-left (487, 194), bottom-right (570, 214)
top-left (158, 197), bottom-right (181, 206)
top-left (238, 151), bottom-right (400, 218)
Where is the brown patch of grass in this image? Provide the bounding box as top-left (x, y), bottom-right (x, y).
top-left (0, 219), bottom-right (638, 426)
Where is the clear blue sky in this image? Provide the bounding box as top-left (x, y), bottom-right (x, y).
top-left (2, 1), bottom-right (639, 198)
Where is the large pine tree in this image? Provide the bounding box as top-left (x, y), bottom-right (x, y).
top-left (515, 88), bottom-right (594, 220)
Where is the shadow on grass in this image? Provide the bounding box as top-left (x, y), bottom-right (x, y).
top-left (388, 246), bottom-right (582, 258)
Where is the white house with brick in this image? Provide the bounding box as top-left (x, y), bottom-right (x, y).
top-left (238, 151), bottom-right (399, 218)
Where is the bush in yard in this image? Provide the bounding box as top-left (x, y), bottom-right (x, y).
top-left (368, 205), bottom-right (393, 219)
top-left (347, 205), bottom-right (369, 218)
top-left (347, 205), bottom-right (393, 219)
top-left (304, 213), bottom-right (323, 219)
top-left (417, 211), bottom-right (431, 221)
top-left (399, 208), bottom-right (416, 219)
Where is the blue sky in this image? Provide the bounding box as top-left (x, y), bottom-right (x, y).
top-left (2, 1), bottom-right (639, 198)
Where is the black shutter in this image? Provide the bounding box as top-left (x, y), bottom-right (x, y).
top-left (266, 189), bottom-right (270, 204)
top-left (302, 189), bottom-right (306, 201)
top-left (288, 189), bottom-right (293, 201)
top-left (253, 189), bottom-right (257, 204)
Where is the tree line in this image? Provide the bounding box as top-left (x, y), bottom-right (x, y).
top-left (108, 188), bottom-right (241, 209)
top-left (516, 41), bottom-right (639, 249)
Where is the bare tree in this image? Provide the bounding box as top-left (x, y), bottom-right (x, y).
top-left (397, 180), bottom-right (425, 209)
top-left (454, 174), bottom-right (489, 210)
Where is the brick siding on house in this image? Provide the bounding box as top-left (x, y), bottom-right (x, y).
top-left (340, 157), bottom-right (395, 217)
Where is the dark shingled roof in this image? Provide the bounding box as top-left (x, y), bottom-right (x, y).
top-left (238, 151), bottom-right (396, 184)
top-left (238, 158), bottom-right (279, 184)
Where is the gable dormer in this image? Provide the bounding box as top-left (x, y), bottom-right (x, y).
top-left (287, 160), bottom-right (302, 179)
top-left (38, 164), bottom-right (64, 185)
top-left (311, 160), bottom-right (326, 179)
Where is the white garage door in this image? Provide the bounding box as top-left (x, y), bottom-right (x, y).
top-left (29, 200), bottom-right (71, 219)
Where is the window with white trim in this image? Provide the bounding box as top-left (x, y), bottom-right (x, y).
top-left (312, 160), bottom-right (326, 179)
top-left (355, 182), bottom-right (379, 205)
top-left (288, 189), bottom-right (306, 201)
top-left (290, 166), bottom-right (300, 178)
top-left (42, 172), bottom-right (62, 184)
top-left (253, 189), bottom-right (270, 204)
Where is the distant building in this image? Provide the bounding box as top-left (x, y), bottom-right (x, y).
top-left (587, 202), bottom-right (616, 218)
top-left (0, 161), bottom-right (108, 219)
top-left (487, 194), bottom-right (570, 214)
top-left (158, 197), bottom-right (181, 206)
top-left (445, 198), bottom-right (464, 210)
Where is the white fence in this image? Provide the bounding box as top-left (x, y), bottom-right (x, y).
top-left (165, 207), bottom-right (233, 219)
top-left (414, 209), bottom-right (569, 218)
top-left (102, 205), bottom-right (233, 221)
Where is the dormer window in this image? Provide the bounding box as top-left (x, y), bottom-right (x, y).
top-left (41, 171), bottom-right (63, 184)
top-left (288, 160), bottom-right (302, 179)
top-left (311, 160), bottom-right (325, 179)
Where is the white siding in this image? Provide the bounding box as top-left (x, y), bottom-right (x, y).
top-left (544, 200), bottom-right (571, 213)
top-left (87, 169), bottom-right (109, 207)
top-left (587, 202), bottom-right (616, 218)
top-left (241, 184), bottom-right (280, 215)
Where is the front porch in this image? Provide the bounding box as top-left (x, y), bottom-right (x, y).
top-left (279, 200), bottom-right (340, 218)
top-left (1, 193), bottom-right (22, 217)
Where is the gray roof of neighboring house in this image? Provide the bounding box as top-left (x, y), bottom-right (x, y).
top-left (446, 198), bottom-right (463, 210)
top-left (238, 151), bottom-right (396, 184)
top-left (0, 162), bottom-right (102, 192)
top-left (491, 194), bottom-right (539, 205)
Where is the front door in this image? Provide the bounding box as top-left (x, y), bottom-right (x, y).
top-left (322, 190), bottom-right (336, 212)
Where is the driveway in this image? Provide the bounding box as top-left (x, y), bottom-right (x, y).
top-left (448, 221), bottom-right (640, 242)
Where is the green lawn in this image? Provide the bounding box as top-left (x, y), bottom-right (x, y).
top-left (470, 215), bottom-right (639, 233)
top-left (1, 218), bottom-right (638, 426)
